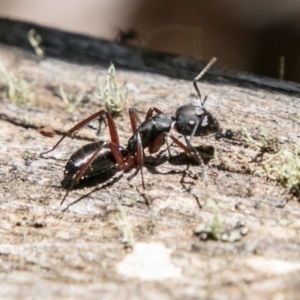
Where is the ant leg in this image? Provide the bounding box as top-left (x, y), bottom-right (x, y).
top-left (165, 137), bottom-right (172, 158)
top-left (60, 190), bottom-right (71, 207)
top-left (148, 132), bottom-right (166, 154)
top-left (105, 112), bottom-right (146, 189)
top-left (148, 131), bottom-right (201, 165)
top-left (145, 107), bottom-right (164, 120)
top-left (134, 132), bottom-right (145, 189)
top-left (96, 114), bottom-right (108, 136)
top-left (183, 136), bottom-right (206, 180)
top-left (148, 131), bottom-right (174, 158)
top-left (123, 130), bottom-right (148, 204)
top-left (128, 109), bottom-right (139, 133)
top-left (187, 119), bottom-right (201, 146)
top-left (135, 132), bottom-right (149, 205)
top-left (165, 133), bottom-right (207, 181)
top-left (40, 110), bottom-right (119, 156)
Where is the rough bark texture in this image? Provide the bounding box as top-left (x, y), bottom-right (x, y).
top-left (0, 18), bottom-right (300, 299)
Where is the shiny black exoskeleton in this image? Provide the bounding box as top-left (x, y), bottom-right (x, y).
top-left (174, 103), bottom-right (220, 137)
top-left (61, 141), bottom-right (128, 190)
top-left (127, 113), bottom-right (174, 155)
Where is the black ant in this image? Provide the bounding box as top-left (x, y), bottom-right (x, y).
top-left (39, 108), bottom-right (191, 206)
top-left (40, 57), bottom-right (224, 206)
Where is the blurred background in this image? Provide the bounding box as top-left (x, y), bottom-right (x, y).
top-left (1, 0), bottom-right (300, 82)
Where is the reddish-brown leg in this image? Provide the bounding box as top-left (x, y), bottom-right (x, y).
top-left (128, 109), bottom-right (139, 133)
top-left (149, 131), bottom-right (205, 171)
top-left (40, 110), bottom-right (119, 156)
top-left (132, 132), bottom-right (148, 204)
top-left (148, 132), bottom-right (166, 154)
top-left (135, 132), bottom-right (145, 189)
top-left (168, 133), bottom-right (206, 180)
top-left (122, 131), bottom-right (146, 189)
top-left (145, 107), bottom-right (164, 120)
top-left (165, 133), bottom-right (203, 165)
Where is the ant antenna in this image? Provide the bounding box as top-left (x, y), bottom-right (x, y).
top-left (193, 57), bottom-right (217, 107)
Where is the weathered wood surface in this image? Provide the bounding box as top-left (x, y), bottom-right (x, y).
top-left (0, 18), bottom-right (300, 299)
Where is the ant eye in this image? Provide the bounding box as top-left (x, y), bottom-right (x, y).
top-left (188, 120), bottom-right (196, 127)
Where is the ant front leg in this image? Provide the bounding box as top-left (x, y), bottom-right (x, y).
top-left (148, 131), bottom-right (204, 166)
top-left (40, 110), bottom-right (119, 156)
top-left (128, 109), bottom-right (139, 133)
top-left (123, 132), bottom-right (146, 189)
top-left (164, 133), bottom-right (207, 181)
top-left (133, 132), bottom-right (145, 189)
top-left (132, 131), bottom-right (149, 205)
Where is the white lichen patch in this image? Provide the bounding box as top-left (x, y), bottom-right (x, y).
top-left (116, 242), bottom-right (181, 281)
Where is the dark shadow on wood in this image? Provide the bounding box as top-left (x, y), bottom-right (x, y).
top-left (0, 17), bottom-right (300, 95)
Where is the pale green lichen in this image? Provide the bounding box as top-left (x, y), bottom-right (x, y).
top-left (59, 84), bottom-right (82, 113)
top-left (244, 128), bottom-right (299, 197)
top-left (28, 29), bottom-right (44, 57)
top-left (194, 209), bottom-right (249, 242)
top-left (243, 128), bottom-right (279, 157)
top-left (94, 63), bottom-right (127, 117)
top-left (261, 144), bottom-right (300, 196)
top-left (0, 60), bottom-right (34, 104)
top-left (116, 201), bottom-right (135, 248)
